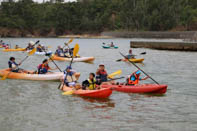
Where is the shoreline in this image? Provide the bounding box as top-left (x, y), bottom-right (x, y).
top-left (0, 31), bottom-right (197, 40)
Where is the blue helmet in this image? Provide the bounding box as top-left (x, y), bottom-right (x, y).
top-left (66, 66), bottom-right (72, 70)
top-left (136, 70), bottom-right (141, 75)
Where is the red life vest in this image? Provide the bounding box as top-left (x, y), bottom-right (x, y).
top-left (98, 70), bottom-right (107, 75)
top-left (38, 64), bottom-right (49, 70)
top-left (128, 73), bottom-right (140, 85)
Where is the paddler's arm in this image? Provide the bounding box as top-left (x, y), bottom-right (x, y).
top-left (48, 66), bottom-right (57, 70)
top-left (140, 76), bottom-right (149, 80)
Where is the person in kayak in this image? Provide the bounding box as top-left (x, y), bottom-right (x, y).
top-left (126, 49), bottom-right (135, 59)
top-left (126, 70), bottom-right (149, 85)
top-left (110, 42), bottom-right (114, 47)
top-left (37, 59), bottom-right (56, 74)
top-left (82, 73), bottom-right (99, 90)
top-left (61, 66), bottom-right (78, 88)
top-left (55, 46), bottom-right (64, 57)
top-left (8, 57), bottom-right (28, 73)
top-left (26, 41), bottom-right (34, 50)
top-left (5, 44), bottom-right (10, 49)
top-left (36, 44), bottom-right (43, 52)
top-left (96, 64), bottom-right (108, 85)
top-left (63, 48), bottom-right (71, 57)
top-left (15, 45), bottom-right (20, 49)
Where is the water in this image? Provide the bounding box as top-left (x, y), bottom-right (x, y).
top-left (0, 38), bottom-right (197, 131)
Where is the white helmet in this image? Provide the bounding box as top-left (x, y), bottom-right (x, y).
top-left (29, 41), bottom-right (34, 45)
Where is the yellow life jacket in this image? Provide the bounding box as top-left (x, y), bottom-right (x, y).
top-left (88, 78), bottom-right (96, 90)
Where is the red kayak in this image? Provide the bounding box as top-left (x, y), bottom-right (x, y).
top-left (101, 84), bottom-right (167, 94)
top-left (63, 85), bottom-right (113, 98)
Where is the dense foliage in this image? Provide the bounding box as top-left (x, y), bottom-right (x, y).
top-left (0, 0), bottom-right (196, 36)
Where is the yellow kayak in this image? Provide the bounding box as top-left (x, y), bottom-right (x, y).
top-left (3, 48), bottom-right (26, 52)
top-left (123, 58), bottom-right (144, 63)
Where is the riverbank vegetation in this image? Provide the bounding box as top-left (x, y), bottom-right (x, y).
top-left (0, 0), bottom-right (197, 37)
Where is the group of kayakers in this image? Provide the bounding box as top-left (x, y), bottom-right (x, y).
top-left (8, 57), bottom-right (55, 74)
top-left (7, 45), bottom-right (148, 91)
top-left (55, 46), bottom-right (74, 58)
top-left (25, 41), bottom-right (48, 52)
top-left (58, 63), bottom-right (149, 91)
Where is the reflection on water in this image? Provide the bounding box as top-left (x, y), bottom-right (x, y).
top-left (0, 38), bottom-right (197, 131)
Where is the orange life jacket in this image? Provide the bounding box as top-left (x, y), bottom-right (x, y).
top-left (128, 73), bottom-right (140, 85)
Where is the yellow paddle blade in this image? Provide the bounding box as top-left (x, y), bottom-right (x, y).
top-left (47, 46), bottom-right (52, 48)
top-left (62, 90), bottom-right (74, 95)
top-left (28, 48), bottom-right (36, 56)
top-left (73, 44), bottom-right (79, 57)
top-left (1, 74), bottom-right (8, 80)
top-left (108, 70), bottom-right (122, 79)
top-left (67, 38), bottom-right (73, 44)
top-left (50, 54), bottom-right (55, 59)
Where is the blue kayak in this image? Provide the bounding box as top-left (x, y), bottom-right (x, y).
top-left (102, 45), bottom-right (118, 49)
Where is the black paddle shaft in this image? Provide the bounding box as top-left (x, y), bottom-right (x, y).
top-left (42, 46), bottom-right (62, 72)
top-left (19, 40), bottom-right (40, 66)
top-left (58, 52), bottom-right (75, 89)
top-left (119, 52), bottom-right (159, 85)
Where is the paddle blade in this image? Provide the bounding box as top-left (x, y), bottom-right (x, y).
top-left (140, 52), bottom-right (146, 55)
top-left (50, 54), bottom-right (55, 59)
top-left (73, 44), bottom-right (79, 57)
top-left (116, 59), bottom-right (122, 62)
top-left (108, 70), bottom-right (122, 78)
top-left (1, 74), bottom-right (8, 80)
top-left (62, 90), bottom-right (74, 95)
top-left (28, 48), bottom-right (36, 56)
top-left (68, 38), bottom-right (73, 44)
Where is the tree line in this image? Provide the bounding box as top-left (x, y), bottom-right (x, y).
top-left (0, 0), bottom-right (196, 37)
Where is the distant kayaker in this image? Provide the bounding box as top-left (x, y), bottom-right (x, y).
top-left (55, 46), bottom-right (64, 57)
top-left (5, 44), bottom-right (10, 49)
top-left (26, 41), bottom-right (34, 50)
top-left (110, 42), bottom-right (114, 47)
top-left (0, 40), bottom-right (6, 47)
top-left (126, 70), bottom-right (149, 85)
top-left (8, 57), bottom-right (28, 73)
top-left (63, 48), bottom-right (72, 58)
top-left (126, 49), bottom-right (135, 59)
top-left (62, 66), bottom-right (78, 88)
top-left (82, 73), bottom-right (99, 90)
top-left (36, 44), bottom-right (43, 52)
top-left (15, 45), bottom-right (20, 49)
top-left (96, 64), bottom-right (108, 84)
top-left (37, 59), bottom-right (56, 74)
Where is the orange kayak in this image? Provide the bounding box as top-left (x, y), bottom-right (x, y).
top-left (51, 55), bottom-right (95, 63)
top-left (0, 68), bottom-right (80, 81)
top-left (62, 85), bottom-right (113, 98)
top-left (101, 84), bottom-right (167, 94)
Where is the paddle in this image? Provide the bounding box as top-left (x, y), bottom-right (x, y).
top-left (119, 52), bottom-right (159, 85)
top-left (107, 76), bottom-right (125, 82)
top-left (58, 44), bottom-right (79, 90)
top-left (116, 52), bottom-right (146, 62)
top-left (1, 40), bottom-right (40, 80)
top-left (63, 38), bottom-right (73, 49)
top-left (108, 70), bottom-right (122, 79)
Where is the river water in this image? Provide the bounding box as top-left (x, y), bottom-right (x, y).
top-left (0, 38), bottom-right (197, 131)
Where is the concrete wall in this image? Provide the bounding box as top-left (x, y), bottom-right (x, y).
top-left (130, 41), bottom-right (197, 51)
